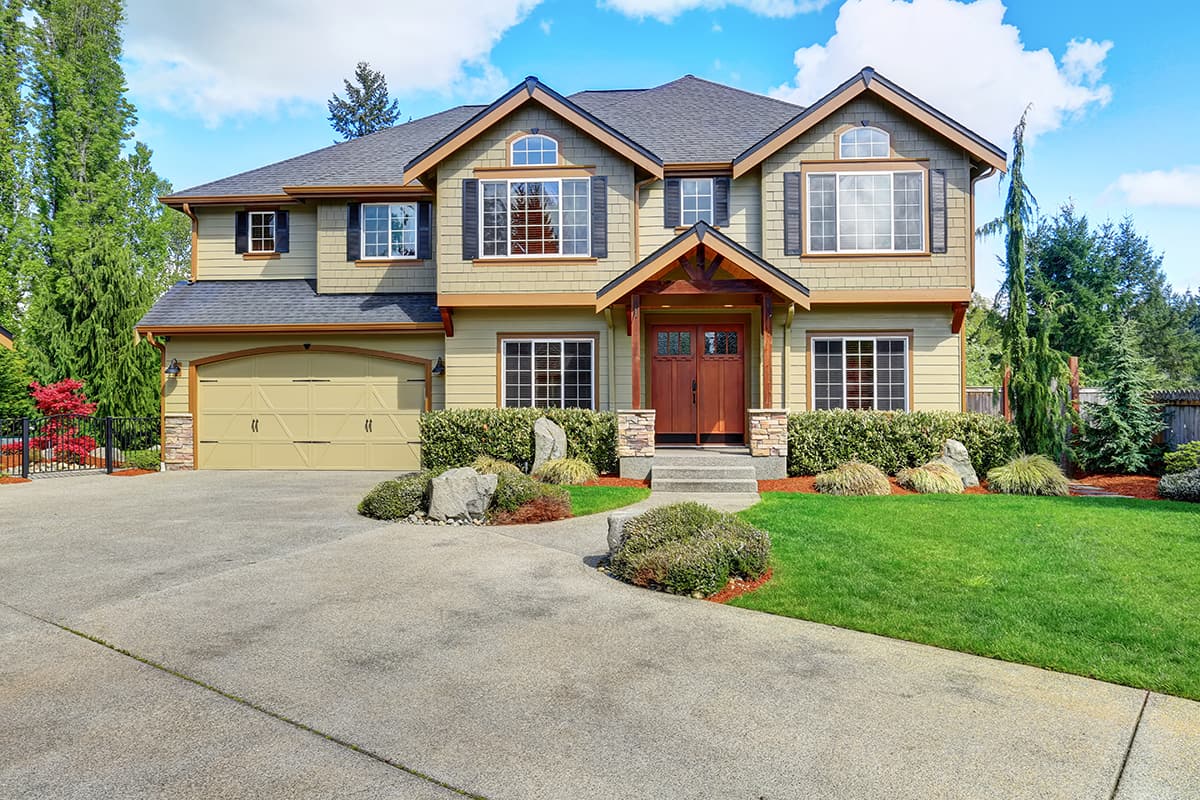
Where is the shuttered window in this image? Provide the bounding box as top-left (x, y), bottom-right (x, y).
top-left (812, 337), bottom-right (907, 411)
top-left (681, 178), bottom-right (713, 225)
top-left (480, 178), bottom-right (591, 257)
top-left (807, 171), bottom-right (925, 253)
top-left (501, 338), bottom-right (594, 409)
top-left (249, 211), bottom-right (275, 253)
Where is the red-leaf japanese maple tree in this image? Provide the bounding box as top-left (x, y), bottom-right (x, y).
top-left (29, 379), bottom-right (98, 464)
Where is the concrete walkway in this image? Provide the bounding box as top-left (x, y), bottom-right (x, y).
top-left (1, 471), bottom-right (1197, 798)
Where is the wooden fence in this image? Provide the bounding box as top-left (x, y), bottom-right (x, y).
top-left (965, 387), bottom-right (1104, 417)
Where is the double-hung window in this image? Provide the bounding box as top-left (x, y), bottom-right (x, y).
top-left (501, 338), bottom-right (595, 409)
top-left (361, 203), bottom-right (418, 259)
top-left (481, 178), bottom-right (590, 257)
top-left (807, 170), bottom-right (924, 253)
top-left (248, 211), bottom-right (276, 253)
top-left (812, 336), bottom-right (907, 411)
top-left (680, 178), bottom-right (713, 225)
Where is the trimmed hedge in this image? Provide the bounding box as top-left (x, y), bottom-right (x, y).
top-left (1158, 468), bottom-right (1200, 503)
top-left (1164, 442), bottom-right (1200, 475)
top-left (787, 411), bottom-right (1018, 477)
top-left (358, 471), bottom-right (437, 520)
top-left (420, 408), bottom-right (616, 474)
top-left (122, 449), bottom-right (161, 471)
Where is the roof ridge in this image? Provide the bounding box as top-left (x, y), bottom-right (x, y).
top-left (670, 74), bottom-right (805, 109)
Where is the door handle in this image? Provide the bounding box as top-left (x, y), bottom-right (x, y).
top-left (251, 418), bottom-right (258, 433)
top-left (691, 379), bottom-right (697, 405)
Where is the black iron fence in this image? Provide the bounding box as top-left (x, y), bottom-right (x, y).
top-left (0, 415), bottom-right (158, 478)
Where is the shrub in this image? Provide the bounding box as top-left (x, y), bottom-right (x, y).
top-left (491, 471), bottom-right (546, 513)
top-left (489, 492), bottom-right (573, 524)
top-left (609, 502), bottom-right (770, 597)
top-left (420, 408), bottom-right (616, 474)
top-left (1158, 469), bottom-right (1200, 503)
top-left (489, 470), bottom-right (570, 520)
top-left (1163, 442), bottom-right (1200, 475)
top-left (533, 457), bottom-right (597, 485)
top-left (787, 411), bottom-right (1018, 477)
top-left (896, 461), bottom-right (963, 494)
top-left (986, 454), bottom-right (1070, 496)
top-left (814, 461), bottom-right (891, 496)
top-left (358, 471), bottom-right (435, 520)
top-left (471, 455), bottom-right (522, 477)
top-left (122, 449), bottom-right (160, 471)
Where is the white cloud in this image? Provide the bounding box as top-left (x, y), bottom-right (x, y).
top-left (1110, 168), bottom-right (1200, 208)
top-left (123, 0), bottom-right (541, 125)
top-left (712, 21), bottom-right (724, 32)
top-left (769, 0), bottom-right (1113, 148)
top-left (601, 0), bottom-right (830, 23)
top-left (540, 18), bottom-right (554, 34)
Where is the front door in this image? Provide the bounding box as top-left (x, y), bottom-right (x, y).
top-left (650, 323), bottom-right (746, 444)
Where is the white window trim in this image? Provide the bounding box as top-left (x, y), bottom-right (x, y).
top-left (680, 177), bottom-right (714, 226)
top-left (500, 337), bottom-right (596, 410)
top-left (480, 177), bottom-right (591, 259)
top-left (248, 210), bottom-right (276, 254)
top-left (510, 134), bottom-right (559, 166)
top-left (810, 335), bottom-right (908, 412)
top-left (839, 126), bottom-right (891, 159)
top-left (806, 170), bottom-right (925, 255)
top-left (360, 202), bottom-right (419, 261)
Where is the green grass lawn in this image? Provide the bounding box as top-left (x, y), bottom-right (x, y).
top-left (566, 485), bottom-right (650, 516)
top-left (733, 493), bottom-right (1200, 700)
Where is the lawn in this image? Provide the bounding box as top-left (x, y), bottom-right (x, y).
top-left (733, 493), bottom-right (1200, 700)
top-left (566, 485), bottom-right (649, 516)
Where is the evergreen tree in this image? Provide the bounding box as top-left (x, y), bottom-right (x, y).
top-left (328, 61), bottom-right (401, 140)
top-left (0, 345), bottom-right (33, 416)
top-left (0, 0), bottom-right (30, 331)
top-left (1075, 323), bottom-right (1163, 473)
top-left (964, 292), bottom-right (1003, 386)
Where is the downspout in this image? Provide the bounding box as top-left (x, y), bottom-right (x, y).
top-left (782, 303), bottom-right (795, 408)
top-left (181, 202), bottom-right (199, 284)
top-left (603, 308), bottom-right (616, 411)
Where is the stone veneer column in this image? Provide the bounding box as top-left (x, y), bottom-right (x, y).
top-left (747, 408), bottom-right (788, 479)
top-left (616, 409), bottom-right (656, 480)
top-left (163, 413), bottom-right (194, 471)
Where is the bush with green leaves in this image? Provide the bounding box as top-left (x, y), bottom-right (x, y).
top-left (122, 449), bottom-right (160, 471)
top-left (985, 454), bottom-right (1069, 496)
top-left (1163, 442), bottom-right (1200, 475)
top-left (787, 411), bottom-right (1018, 477)
top-left (1158, 468), bottom-right (1200, 502)
top-left (471, 455), bottom-right (522, 477)
top-left (358, 471), bottom-right (436, 520)
top-left (609, 502), bottom-right (770, 597)
top-left (420, 408), bottom-right (616, 474)
top-left (487, 470), bottom-right (562, 512)
top-left (814, 461), bottom-right (891, 496)
top-left (533, 457), bottom-right (597, 485)
top-left (896, 461), bottom-right (963, 494)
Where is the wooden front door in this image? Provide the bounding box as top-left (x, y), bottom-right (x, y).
top-left (650, 322), bottom-right (746, 444)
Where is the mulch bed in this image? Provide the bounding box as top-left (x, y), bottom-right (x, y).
top-left (707, 569), bottom-right (773, 603)
top-left (585, 475), bottom-right (650, 488)
top-left (757, 476), bottom-right (989, 495)
top-left (1073, 474), bottom-right (1161, 500)
top-left (0, 475), bottom-right (32, 485)
top-left (110, 468), bottom-right (157, 478)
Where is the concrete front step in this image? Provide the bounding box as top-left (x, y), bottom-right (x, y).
top-left (653, 464), bottom-right (759, 481)
top-left (651, 477), bottom-right (761, 494)
top-left (653, 453), bottom-right (754, 468)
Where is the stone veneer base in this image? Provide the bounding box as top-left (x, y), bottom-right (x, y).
top-left (751, 455), bottom-right (787, 480)
top-left (619, 456), bottom-right (653, 481)
top-left (163, 413), bottom-right (194, 471)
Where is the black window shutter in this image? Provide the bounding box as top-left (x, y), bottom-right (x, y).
top-left (274, 211), bottom-right (289, 253)
top-left (462, 179), bottom-right (479, 260)
top-left (663, 178), bottom-right (681, 228)
top-left (783, 172), bottom-right (802, 256)
top-left (417, 201), bottom-right (433, 260)
top-left (713, 177), bottom-right (730, 227)
top-left (590, 176), bottom-right (607, 258)
top-left (346, 203), bottom-right (361, 261)
top-left (234, 211), bottom-right (249, 254)
top-left (930, 169), bottom-right (947, 254)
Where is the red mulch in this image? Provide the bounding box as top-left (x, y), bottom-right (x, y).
top-left (489, 495), bottom-right (573, 525)
top-left (0, 475), bottom-right (32, 485)
top-left (584, 475), bottom-right (650, 488)
top-left (1073, 474), bottom-right (1161, 500)
top-left (707, 569), bottom-right (773, 603)
top-left (758, 476), bottom-right (990, 495)
top-left (110, 468), bottom-right (156, 478)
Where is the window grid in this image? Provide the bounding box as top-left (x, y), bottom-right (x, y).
top-left (502, 338), bottom-right (594, 409)
top-left (249, 211), bottom-right (275, 253)
top-left (839, 127), bottom-right (890, 158)
top-left (812, 337), bottom-right (907, 411)
top-left (680, 178), bottom-right (714, 225)
top-left (481, 178), bottom-right (590, 257)
top-left (361, 203), bottom-right (417, 259)
top-left (807, 171), bottom-right (924, 253)
top-left (511, 134), bottom-right (558, 166)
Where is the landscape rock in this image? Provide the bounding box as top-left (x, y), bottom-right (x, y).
top-left (937, 439), bottom-right (979, 487)
top-left (428, 467), bottom-right (498, 522)
top-left (607, 510), bottom-right (638, 555)
top-left (532, 417), bottom-right (567, 473)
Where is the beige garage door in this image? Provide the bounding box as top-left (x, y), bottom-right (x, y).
top-left (196, 351), bottom-right (425, 470)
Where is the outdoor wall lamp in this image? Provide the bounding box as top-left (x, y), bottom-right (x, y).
top-left (164, 358), bottom-right (181, 378)
top-left (432, 357), bottom-right (446, 376)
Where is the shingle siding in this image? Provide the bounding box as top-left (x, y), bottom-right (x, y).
top-left (316, 201), bottom-right (438, 294)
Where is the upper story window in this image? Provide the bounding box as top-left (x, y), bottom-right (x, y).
top-left (511, 134), bottom-right (558, 166)
top-left (681, 178), bottom-right (714, 225)
top-left (839, 126), bottom-right (890, 159)
top-left (807, 170), bottom-right (924, 253)
top-left (249, 211), bottom-right (276, 253)
top-left (481, 178), bottom-right (590, 257)
top-left (361, 202), bottom-right (418, 259)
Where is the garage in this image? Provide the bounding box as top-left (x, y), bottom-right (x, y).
top-left (194, 348), bottom-right (428, 470)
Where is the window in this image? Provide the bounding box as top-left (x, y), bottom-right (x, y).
top-left (511, 134), bottom-right (558, 166)
top-left (812, 337), bottom-right (907, 411)
top-left (249, 211), bottom-right (276, 253)
top-left (502, 338), bottom-right (594, 409)
top-left (839, 126), bottom-right (890, 159)
top-left (806, 171), bottom-right (924, 253)
top-left (481, 178), bottom-right (590, 257)
top-left (680, 178), bottom-right (713, 225)
top-left (361, 203), bottom-right (418, 259)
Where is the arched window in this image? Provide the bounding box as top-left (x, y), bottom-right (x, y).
top-left (511, 134), bottom-right (558, 166)
top-left (839, 126), bottom-right (890, 159)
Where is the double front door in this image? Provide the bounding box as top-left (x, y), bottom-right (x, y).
top-left (650, 322), bottom-right (746, 444)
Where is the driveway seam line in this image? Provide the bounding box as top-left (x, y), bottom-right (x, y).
top-left (1, 600), bottom-right (491, 800)
top-left (1108, 689), bottom-right (1150, 800)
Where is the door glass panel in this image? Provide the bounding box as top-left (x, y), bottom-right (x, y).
top-left (657, 330), bottom-right (692, 356)
top-left (656, 332), bottom-right (669, 356)
top-left (678, 331), bottom-right (691, 355)
top-left (704, 331), bottom-right (739, 355)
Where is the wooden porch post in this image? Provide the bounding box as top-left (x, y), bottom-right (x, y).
top-left (630, 295), bottom-right (641, 409)
top-left (761, 293), bottom-right (773, 408)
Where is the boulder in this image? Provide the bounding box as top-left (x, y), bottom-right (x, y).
top-left (532, 417), bottom-right (567, 473)
top-left (937, 439), bottom-right (979, 488)
top-left (428, 467), bottom-right (498, 522)
top-left (607, 510), bottom-right (638, 555)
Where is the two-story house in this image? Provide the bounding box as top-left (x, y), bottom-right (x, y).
top-left (137, 67), bottom-right (1005, 472)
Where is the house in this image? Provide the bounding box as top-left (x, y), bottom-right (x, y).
top-left (0, 324), bottom-right (12, 350)
top-left (136, 67), bottom-right (1006, 472)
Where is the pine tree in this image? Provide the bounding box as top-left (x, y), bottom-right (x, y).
top-left (0, 0), bottom-right (30, 331)
top-left (328, 61), bottom-right (401, 140)
top-left (0, 345), bottom-right (33, 416)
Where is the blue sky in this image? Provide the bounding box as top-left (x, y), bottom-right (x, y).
top-left (123, 0), bottom-right (1199, 294)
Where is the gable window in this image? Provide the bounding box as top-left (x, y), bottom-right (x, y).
top-left (839, 126), bottom-right (890, 159)
top-left (361, 203), bottom-right (418, 259)
top-left (481, 178), bottom-right (590, 257)
top-left (812, 336), bottom-right (907, 411)
top-left (807, 170), bottom-right (924, 253)
top-left (511, 134), bottom-right (558, 166)
top-left (249, 211), bottom-right (276, 253)
top-left (680, 178), bottom-right (714, 225)
top-left (501, 338), bottom-right (594, 409)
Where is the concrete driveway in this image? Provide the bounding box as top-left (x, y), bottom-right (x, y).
top-left (1, 471), bottom-right (1197, 799)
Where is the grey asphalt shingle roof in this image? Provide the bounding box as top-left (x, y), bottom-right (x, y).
top-left (137, 280), bottom-right (441, 327)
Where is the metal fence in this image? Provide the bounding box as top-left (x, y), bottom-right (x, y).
top-left (0, 415), bottom-right (158, 478)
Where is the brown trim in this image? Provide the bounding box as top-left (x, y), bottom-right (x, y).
top-left (648, 317), bottom-right (750, 444)
top-left (811, 288), bottom-right (971, 305)
top-left (502, 129), bottom-right (563, 164)
top-left (354, 258), bottom-right (427, 268)
top-left (242, 252), bottom-right (280, 261)
top-left (146, 332), bottom-right (168, 462)
top-left (664, 165), bottom-right (733, 177)
top-left (440, 308), bottom-right (454, 337)
top-left (960, 324), bottom-right (967, 412)
top-left (832, 123), bottom-right (900, 160)
top-left (803, 329), bottom-right (916, 412)
top-left (761, 294), bottom-right (773, 408)
top-left (0, 332), bottom-right (12, 350)
top-left (136, 322), bottom-right (443, 335)
top-left (436, 292), bottom-right (595, 308)
top-left (663, 161), bottom-right (731, 171)
top-left (471, 257), bottom-right (598, 267)
top-left (798, 160), bottom-right (931, 258)
top-left (870, 82), bottom-right (1007, 172)
top-left (493, 332), bottom-right (602, 410)
top-left (283, 185), bottom-right (432, 198)
top-left (950, 301), bottom-right (968, 333)
top-left (732, 81), bottom-right (867, 178)
top-left (639, 294), bottom-right (763, 309)
top-left (630, 296), bottom-right (641, 408)
top-left (474, 165), bottom-right (595, 178)
top-left (181, 203), bottom-right (199, 282)
top-left (160, 194), bottom-right (297, 207)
